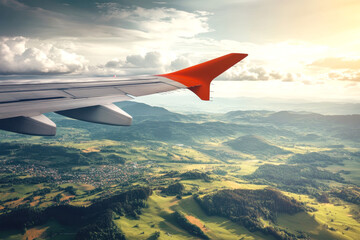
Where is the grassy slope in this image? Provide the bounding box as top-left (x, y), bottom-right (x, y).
top-left (174, 196), bottom-right (272, 240)
top-left (326, 159), bottom-right (360, 185)
top-left (1, 141), bottom-right (360, 240)
top-left (280, 192), bottom-right (360, 240)
top-left (116, 193), bottom-right (272, 240)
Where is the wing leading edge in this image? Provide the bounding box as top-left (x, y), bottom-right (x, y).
top-left (0, 53), bottom-right (247, 136)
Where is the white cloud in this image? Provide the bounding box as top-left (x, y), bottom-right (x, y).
top-left (328, 70), bottom-right (360, 82)
top-left (222, 64), bottom-right (297, 82)
top-left (92, 49), bottom-right (301, 82)
top-left (99, 52), bottom-right (164, 75)
top-left (169, 56), bottom-right (192, 71)
top-left (311, 57), bottom-right (360, 70)
top-left (0, 36), bottom-right (326, 85)
top-left (0, 37), bottom-right (87, 75)
top-left (97, 5), bottom-right (211, 38)
top-left (92, 51), bottom-right (191, 76)
top-left (125, 52), bottom-right (162, 68)
top-left (307, 56), bottom-right (360, 82)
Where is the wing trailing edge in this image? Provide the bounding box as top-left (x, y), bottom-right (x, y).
top-left (158, 53), bottom-right (248, 100)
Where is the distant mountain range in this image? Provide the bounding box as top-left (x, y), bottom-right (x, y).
top-left (136, 96), bottom-right (360, 115)
top-left (48, 101), bottom-right (360, 146)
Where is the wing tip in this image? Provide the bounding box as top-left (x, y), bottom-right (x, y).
top-left (158, 53), bottom-right (248, 100)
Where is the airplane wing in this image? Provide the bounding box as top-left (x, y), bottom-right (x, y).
top-left (0, 53), bottom-right (247, 136)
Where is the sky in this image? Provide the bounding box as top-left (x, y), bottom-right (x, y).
top-left (0, 0), bottom-right (359, 102)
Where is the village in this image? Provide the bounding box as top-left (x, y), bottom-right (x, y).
top-left (0, 162), bottom-right (150, 187)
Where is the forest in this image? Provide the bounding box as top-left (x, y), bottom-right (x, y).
top-left (0, 187), bottom-right (151, 239)
top-left (196, 188), bottom-right (308, 239)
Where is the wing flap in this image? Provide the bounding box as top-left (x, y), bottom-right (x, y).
top-left (0, 90), bottom-right (69, 104)
top-left (117, 82), bottom-right (178, 97)
top-left (0, 94), bottom-right (132, 119)
top-left (64, 87), bottom-right (124, 98)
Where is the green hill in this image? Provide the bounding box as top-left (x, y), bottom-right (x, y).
top-left (225, 135), bottom-right (291, 156)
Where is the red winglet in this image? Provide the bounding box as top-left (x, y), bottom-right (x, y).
top-left (158, 53), bottom-right (247, 100)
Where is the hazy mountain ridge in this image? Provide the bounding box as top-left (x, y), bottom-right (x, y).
top-left (47, 102), bottom-right (360, 146)
top-left (225, 135), bottom-right (291, 156)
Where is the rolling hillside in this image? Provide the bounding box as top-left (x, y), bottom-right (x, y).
top-left (0, 102), bottom-right (360, 240)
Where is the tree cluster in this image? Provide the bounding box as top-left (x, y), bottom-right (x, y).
top-left (172, 211), bottom-right (209, 239)
top-left (180, 171), bottom-right (212, 182)
top-left (195, 188), bottom-right (307, 240)
top-left (288, 152), bottom-right (343, 167)
top-left (0, 187), bottom-right (152, 239)
top-left (331, 187), bottom-right (360, 204)
top-left (161, 182), bottom-right (184, 196)
top-left (246, 164), bottom-right (345, 194)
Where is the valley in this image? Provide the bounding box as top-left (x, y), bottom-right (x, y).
top-left (0, 101), bottom-right (359, 240)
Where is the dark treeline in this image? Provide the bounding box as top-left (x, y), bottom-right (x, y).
top-left (0, 187), bottom-right (152, 240)
top-left (89, 187), bottom-right (152, 219)
top-left (0, 175), bottom-right (54, 184)
top-left (288, 152), bottom-right (344, 167)
top-left (246, 164), bottom-right (345, 194)
top-left (195, 188), bottom-right (308, 240)
top-left (76, 210), bottom-right (125, 240)
top-left (146, 231), bottom-right (161, 240)
top-left (172, 211), bottom-right (209, 239)
top-left (161, 182), bottom-right (184, 196)
top-left (0, 142), bottom-right (122, 167)
top-left (160, 170), bottom-right (211, 182)
top-left (331, 186), bottom-right (360, 204)
top-left (180, 170), bottom-right (212, 182)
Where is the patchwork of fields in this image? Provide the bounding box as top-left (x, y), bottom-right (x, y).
top-left (0, 102), bottom-right (359, 239)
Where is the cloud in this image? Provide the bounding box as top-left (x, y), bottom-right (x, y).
top-left (98, 50), bottom-right (299, 82)
top-left (104, 59), bottom-right (124, 69)
top-left (90, 52), bottom-right (163, 76)
top-left (0, 36), bottom-right (303, 83)
top-left (282, 73), bottom-right (294, 82)
top-left (0, 37), bottom-right (87, 75)
top-left (102, 52), bottom-right (164, 75)
top-left (90, 51), bottom-right (193, 76)
top-left (0, 0), bottom-right (147, 39)
top-left (222, 64), bottom-right (297, 82)
top-left (328, 70), bottom-right (360, 82)
top-left (311, 57), bottom-right (360, 70)
top-left (169, 56), bottom-right (191, 71)
top-left (125, 52), bottom-right (162, 68)
top-left (96, 5), bottom-right (211, 38)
